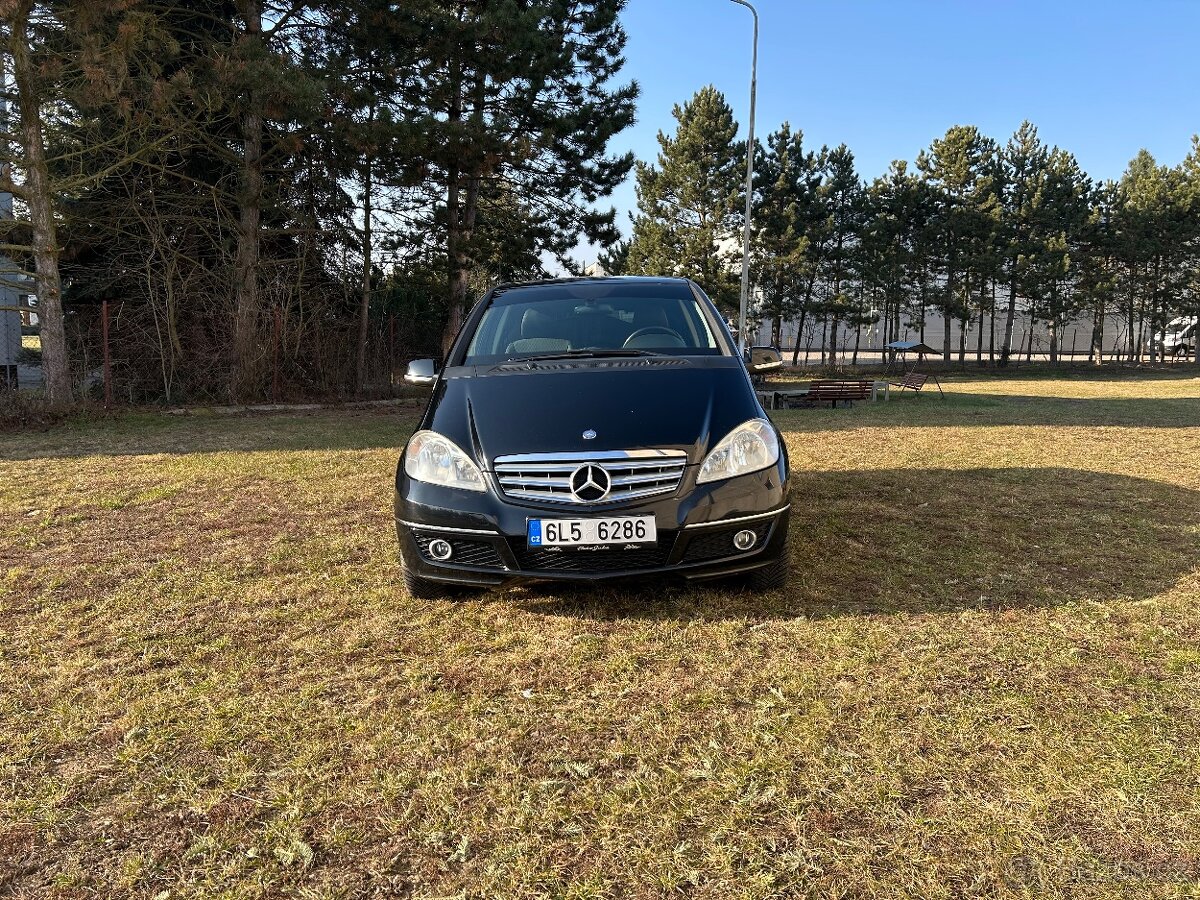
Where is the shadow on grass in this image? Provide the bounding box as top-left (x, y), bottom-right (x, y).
top-left (768, 393), bottom-right (1200, 430)
top-left (515, 467), bottom-right (1200, 621)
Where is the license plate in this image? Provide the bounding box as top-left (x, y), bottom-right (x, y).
top-left (527, 515), bottom-right (656, 548)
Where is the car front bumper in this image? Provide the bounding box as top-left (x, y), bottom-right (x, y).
top-left (394, 462), bottom-right (790, 587)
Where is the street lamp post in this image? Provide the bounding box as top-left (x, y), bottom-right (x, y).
top-left (729, 0), bottom-right (757, 355)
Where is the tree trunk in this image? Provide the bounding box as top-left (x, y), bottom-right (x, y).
top-left (999, 269), bottom-right (1019, 368)
top-left (1194, 302), bottom-right (1200, 367)
top-left (231, 0), bottom-right (265, 399)
top-left (1126, 282), bottom-right (1136, 362)
top-left (10, 2), bottom-right (71, 404)
top-left (441, 70), bottom-right (486, 358)
top-left (852, 322), bottom-right (861, 365)
top-left (988, 279), bottom-right (996, 363)
top-left (790, 307), bottom-right (807, 366)
top-left (976, 307), bottom-right (984, 363)
top-left (1090, 296), bottom-right (1104, 365)
top-left (958, 271), bottom-right (968, 365)
top-left (355, 160), bottom-right (373, 394)
top-left (1049, 319), bottom-right (1058, 365)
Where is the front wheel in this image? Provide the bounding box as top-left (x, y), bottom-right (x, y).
top-left (746, 556), bottom-right (789, 592)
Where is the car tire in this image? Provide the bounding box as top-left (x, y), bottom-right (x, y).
top-left (402, 562), bottom-right (446, 600)
top-left (747, 556), bottom-right (788, 591)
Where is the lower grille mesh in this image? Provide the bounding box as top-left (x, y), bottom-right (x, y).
top-left (681, 521), bottom-right (773, 563)
top-left (414, 534), bottom-right (505, 569)
top-left (513, 536), bottom-right (676, 573)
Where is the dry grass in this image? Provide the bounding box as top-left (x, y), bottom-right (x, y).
top-left (2, 373), bottom-right (1200, 898)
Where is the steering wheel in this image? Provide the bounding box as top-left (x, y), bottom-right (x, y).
top-left (623, 326), bottom-right (684, 347)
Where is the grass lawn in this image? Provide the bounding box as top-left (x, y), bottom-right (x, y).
top-left (3, 371), bottom-right (1200, 898)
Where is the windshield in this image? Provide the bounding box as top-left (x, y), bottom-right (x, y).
top-left (463, 281), bottom-right (724, 365)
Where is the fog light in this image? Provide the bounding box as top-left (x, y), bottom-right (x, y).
top-left (428, 538), bottom-right (453, 561)
top-left (733, 529), bottom-right (757, 551)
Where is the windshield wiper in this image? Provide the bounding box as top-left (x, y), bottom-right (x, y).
top-left (514, 348), bottom-right (662, 362)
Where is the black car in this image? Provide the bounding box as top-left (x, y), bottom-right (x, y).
top-left (395, 276), bottom-right (789, 597)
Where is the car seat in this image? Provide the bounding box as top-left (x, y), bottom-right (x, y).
top-left (505, 308), bottom-right (571, 354)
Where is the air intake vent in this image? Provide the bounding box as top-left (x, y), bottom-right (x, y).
top-left (492, 358), bottom-right (691, 374)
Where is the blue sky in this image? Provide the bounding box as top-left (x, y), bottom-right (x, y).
top-left (596, 0), bottom-right (1200, 253)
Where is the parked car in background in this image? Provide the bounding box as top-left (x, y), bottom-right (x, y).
top-left (1158, 316), bottom-right (1197, 358)
top-left (395, 276), bottom-right (789, 597)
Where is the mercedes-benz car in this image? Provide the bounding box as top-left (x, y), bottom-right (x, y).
top-left (395, 276), bottom-right (789, 597)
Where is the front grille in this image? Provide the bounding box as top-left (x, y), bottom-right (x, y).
top-left (512, 540), bottom-right (675, 573)
top-left (681, 521), bottom-right (773, 563)
top-left (493, 450), bottom-right (688, 505)
top-left (414, 534), bottom-right (505, 569)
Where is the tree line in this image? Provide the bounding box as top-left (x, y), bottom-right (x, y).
top-left (613, 86), bottom-right (1200, 367)
top-left (1, 0), bottom-right (637, 404)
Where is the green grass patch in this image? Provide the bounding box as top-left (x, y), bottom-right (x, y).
top-left (2, 372), bottom-right (1200, 897)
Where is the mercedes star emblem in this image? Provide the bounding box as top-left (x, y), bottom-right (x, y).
top-left (570, 463), bottom-right (611, 502)
top-left (582, 429), bottom-right (597, 440)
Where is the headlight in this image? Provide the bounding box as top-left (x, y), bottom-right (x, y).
top-left (696, 419), bottom-right (779, 485)
top-left (404, 431), bottom-right (487, 492)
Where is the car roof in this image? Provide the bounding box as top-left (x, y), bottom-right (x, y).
top-left (491, 275), bottom-right (693, 293)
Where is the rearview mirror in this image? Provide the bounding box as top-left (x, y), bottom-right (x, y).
top-left (404, 358), bottom-right (438, 386)
top-left (746, 346), bottom-right (782, 374)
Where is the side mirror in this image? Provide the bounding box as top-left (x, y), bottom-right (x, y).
top-left (404, 358), bottom-right (438, 386)
top-left (746, 346), bottom-right (782, 374)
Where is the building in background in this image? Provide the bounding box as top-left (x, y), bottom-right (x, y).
top-left (0, 60), bottom-right (24, 387)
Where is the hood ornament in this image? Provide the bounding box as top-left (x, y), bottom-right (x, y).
top-left (582, 429), bottom-right (597, 440)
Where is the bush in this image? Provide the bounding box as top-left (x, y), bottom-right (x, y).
top-left (0, 391), bottom-right (73, 430)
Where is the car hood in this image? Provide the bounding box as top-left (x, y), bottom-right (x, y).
top-left (421, 357), bottom-right (761, 467)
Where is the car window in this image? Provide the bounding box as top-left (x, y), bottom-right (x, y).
top-left (463, 282), bottom-right (724, 364)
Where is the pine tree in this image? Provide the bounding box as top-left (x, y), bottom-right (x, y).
top-left (597, 238), bottom-right (630, 276)
top-left (918, 125), bottom-right (999, 362)
top-left (1022, 148), bottom-right (1092, 363)
top-left (1078, 180), bottom-right (1121, 365)
top-left (2, 2), bottom-right (70, 403)
top-left (1114, 150), bottom-right (1190, 361)
top-left (1180, 136), bottom-right (1200, 366)
top-left (998, 122), bottom-right (1049, 365)
top-left (399, 1), bottom-right (637, 355)
top-left (321, 0), bottom-right (426, 392)
top-left (819, 144), bottom-right (865, 364)
top-left (860, 161), bottom-right (934, 356)
top-left (626, 85), bottom-right (745, 310)
top-left (752, 123), bottom-right (820, 347)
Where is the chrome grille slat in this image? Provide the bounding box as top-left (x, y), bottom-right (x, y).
top-left (493, 450), bottom-right (687, 505)
top-left (610, 473), bottom-right (678, 487)
top-left (498, 476), bottom-right (575, 488)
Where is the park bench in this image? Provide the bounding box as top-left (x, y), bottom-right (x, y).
top-left (784, 379), bottom-right (873, 409)
top-left (889, 372), bottom-right (944, 397)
